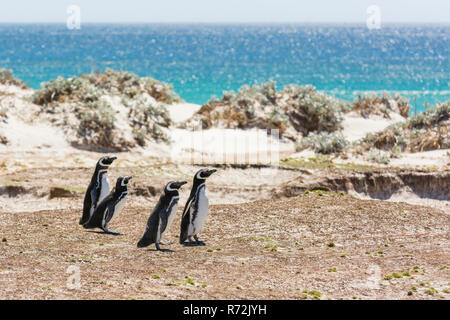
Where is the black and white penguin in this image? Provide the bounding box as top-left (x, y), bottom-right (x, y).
top-left (180, 168), bottom-right (217, 245)
top-left (137, 181), bottom-right (187, 251)
top-left (83, 176), bottom-right (132, 235)
top-left (79, 156), bottom-right (117, 225)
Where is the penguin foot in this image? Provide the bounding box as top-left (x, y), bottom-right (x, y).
top-left (182, 239), bottom-right (198, 247)
top-left (182, 242), bottom-right (197, 247)
top-left (193, 235), bottom-right (206, 246)
top-left (102, 229), bottom-right (120, 236)
top-left (182, 237), bottom-right (205, 246)
top-left (155, 243), bottom-right (174, 252)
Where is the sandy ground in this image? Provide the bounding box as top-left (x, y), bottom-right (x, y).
top-left (168, 103), bottom-right (201, 123)
top-left (1, 191), bottom-right (449, 300)
top-left (0, 153), bottom-right (448, 300)
top-left (0, 162), bottom-right (300, 212)
top-left (290, 148), bottom-right (450, 171)
top-left (388, 150), bottom-right (450, 169)
top-left (342, 112), bottom-right (405, 142)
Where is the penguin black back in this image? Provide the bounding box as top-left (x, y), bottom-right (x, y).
top-left (137, 181), bottom-right (187, 250)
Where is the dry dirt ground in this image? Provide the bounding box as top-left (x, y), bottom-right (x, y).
top-left (0, 163), bottom-right (449, 299)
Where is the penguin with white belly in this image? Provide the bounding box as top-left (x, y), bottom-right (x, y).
top-left (79, 156), bottom-right (117, 225)
top-left (180, 169), bottom-right (217, 246)
top-left (83, 176), bottom-right (132, 235)
top-left (137, 181), bottom-right (187, 251)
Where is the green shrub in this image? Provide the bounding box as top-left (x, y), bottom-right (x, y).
top-left (32, 69), bottom-right (183, 106)
top-left (31, 69), bottom-right (181, 150)
top-left (186, 82), bottom-right (289, 133)
top-left (284, 84), bottom-right (351, 135)
top-left (352, 92), bottom-right (411, 118)
top-left (297, 132), bottom-right (349, 154)
top-left (408, 101), bottom-right (449, 129)
top-left (31, 76), bottom-right (85, 105)
top-left (82, 69), bottom-right (183, 103)
top-left (269, 106), bottom-right (289, 131)
top-left (186, 83), bottom-right (349, 138)
top-left (366, 148), bottom-right (391, 164)
top-left (358, 101), bottom-right (449, 153)
top-left (77, 100), bottom-right (117, 148)
top-left (126, 95), bottom-right (172, 144)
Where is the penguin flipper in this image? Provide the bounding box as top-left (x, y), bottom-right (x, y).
top-left (105, 202), bottom-right (116, 224)
top-left (137, 213), bottom-right (158, 247)
top-left (179, 202), bottom-right (192, 244)
top-left (80, 184), bottom-right (95, 225)
top-left (158, 210), bottom-right (169, 239)
top-left (137, 204), bottom-right (161, 248)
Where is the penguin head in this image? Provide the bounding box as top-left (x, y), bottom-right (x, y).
top-left (194, 168), bottom-right (217, 182)
top-left (164, 181), bottom-right (187, 194)
top-left (116, 176), bottom-right (132, 191)
top-left (97, 156), bottom-right (117, 168)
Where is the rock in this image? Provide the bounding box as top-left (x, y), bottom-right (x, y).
top-left (49, 187), bottom-right (77, 199)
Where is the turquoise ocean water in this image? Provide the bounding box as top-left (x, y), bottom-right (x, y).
top-left (0, 23), bottom-right (449, 111)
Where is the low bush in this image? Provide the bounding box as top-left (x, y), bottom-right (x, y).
top-left (366, 148), bottom-right (391, 164)
top-left (297, 132), bottom-right (349, 154)
top-left (358, 101), bottom-right (449, 153)
top-left (352, 92), bottom-right (411, 119)
top-left (0, 69), bottom-right (28, 89)
top-left (284, 85), bottom-right (351, 135)
top-left (185, 83), bottom-right (350, 139)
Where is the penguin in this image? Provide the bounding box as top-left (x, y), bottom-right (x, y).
top-left (137, 181), bottom-right (187, 251)
top-left (180, 168), bottom-right (217, 245)
top-left (79, 156), bottom-right (117, 225)
top-left (83, 176), bottom-right (132, 235)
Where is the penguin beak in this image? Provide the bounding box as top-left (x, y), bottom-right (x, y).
top-left (104, 156), bottom-right (117, 165)
top-left (177, 181), bottom-right (188, 188)
top-left (125, 176), bottom-right (132, 183)
top-left (206, 169), bottom-right (217, 176)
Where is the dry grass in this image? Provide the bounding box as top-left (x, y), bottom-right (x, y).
top-left (356, 101), bottom-right (450, 154)
top-left (352, 92), bottom-right (411, 119)
top-left (0, 134), bottom-right (7, 145)
top-left (0, 69), bottom-right (28, 89)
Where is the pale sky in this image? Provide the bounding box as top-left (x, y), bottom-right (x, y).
top-left (0, 0), bottom-right (449, 23)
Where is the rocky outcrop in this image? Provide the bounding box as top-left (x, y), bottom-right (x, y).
top-left (279, 169), bottom-right (450, 201)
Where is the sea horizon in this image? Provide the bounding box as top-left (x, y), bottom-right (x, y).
top-left (1, 23), bottom-right (449, 111)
